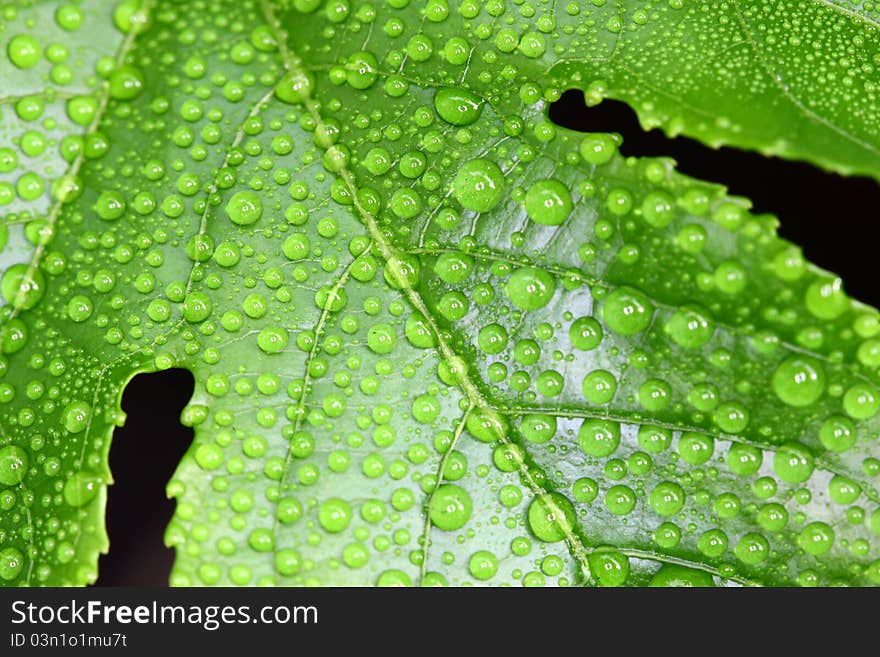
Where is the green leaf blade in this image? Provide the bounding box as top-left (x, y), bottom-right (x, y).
top-left (2, 0), bottom-right (880, 587)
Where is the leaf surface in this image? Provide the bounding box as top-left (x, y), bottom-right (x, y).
top-left (2, 0), bottom-right (880, 587)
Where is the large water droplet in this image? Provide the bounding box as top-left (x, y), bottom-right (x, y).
top-left (434, 87), bottom-right (483, 126)
top-left (453, 159), bottom-right (504, 212)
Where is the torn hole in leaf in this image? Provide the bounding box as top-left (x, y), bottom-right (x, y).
top-left (96, 368), bottom-right (194, 586)
top-left (548, 90), bottom-right (880, 307)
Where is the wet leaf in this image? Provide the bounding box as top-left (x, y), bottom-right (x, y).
top-left (2, 0), bottom-right (880, 586)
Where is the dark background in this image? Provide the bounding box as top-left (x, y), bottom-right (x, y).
top-left (95, 92), bottom-right (880, 586)
top-left (97, 369), bottom-right (194, 586)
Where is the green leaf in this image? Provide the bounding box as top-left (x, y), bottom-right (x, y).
top-left (2, 0), bottom-right (880, 587)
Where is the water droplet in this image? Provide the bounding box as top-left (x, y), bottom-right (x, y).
top-left (638, 378), bottom-right (671, 412)
top-left (257, 327), bottom-right (288, 354)
top-left (678, 432), bottom-right (714, 465)
top-left (7, 35), bottom-right (42, 69)
top-left (109, 65), bottom-right (144, 100)
top-left (641, 192), bottom-right (675, 227)
top-left (524, 179), bottom-right (572, 226)
top-left (527, 493), bottom-right (576, 542)
top-left (469, 550), bottom-right (499, 580)
top-left (605, 485), bottom-right (636, 515)
top-left (183, 292), bottom-right (212, 323)
top-left (772, 356), bottom-right (825, 407)
top-left (579, 134), bottom-right (616, 165)
top-left (453, 159), bottom-right (504, 212)
top-left (346, 51), bottom-right (378, 89)
top-left (383, 253), bottom-right (420, 289)
top-left (727, 443), bottom-right (763, 476)
top-left (376, 569), bottom-right (412, 586)
top-left (429, 484), bottom-right (473, 531)
top-left (757, 503), bottom-right (788, 532)
top-left (114, 0), bottom-right (151, 34)
top-left (367, 323), bottom-right (397, 354)
top-left (506, 267), bottom-right (555, 310)
top-left (602, 286), bottom-right (654, 335)
top-left (569, 316), bottom-right (603, 350)
top-left (797, 522), bottom-right (834, 556)
top-left (466, 407), bottom-right (507, 442)
top-left (1, 264), bottom-right (45, 309)
top-left (589, 547), bottom-right (630, 586)
top-left (578, 418), bottom-right (620, 457)
top-left (63, 472), bottom-right (100, 507)
top-left (434, 87), bottom-right (483, 125)
top-left (843, 382), bottom-right (880, 419)
top-left (55, 5), bottom-right (84, 31)
top-left (226, 190), bottom-right (263, 225)
top-left (773, 442), bottom-right (814, 484)
top-left (734, 533), bottom-right (769, 565)
top-left (275, 70), bottom-right (314, 104)
top-left (572, 477), bottom-right (598, 503)
top-left (62, 400), bottom-right (91, 433)
top-left (275, 549), bottom-right (302, 576)
top-left (0, 446), bottom-right (29, 485)
top-left (805, 278), bottom-right (849, 319)
top-left (0, 547), bottom-right (25, 582)
top-left (67, 295), bottom-right (94, 322)
top-left (94, 190), bottom-right (126, 220)
top-left (194, 444), bottom-right (224, 470)
top-left (828, 475), bottom-right (860, 505)
top-left (581, 369), bottom-right (617, 404)
top-left (318, 498), bottom-right (353, 533)
top-left (665, 305), bottom-right (714, 349)
top-left (648, 481), bottom-right (685, 517)
top-left (819, 415), bottom-right (856, 452)
top-left (519, 415), bottom-right (555, 444)
top-left (648, 564), bottom-right (714, 587)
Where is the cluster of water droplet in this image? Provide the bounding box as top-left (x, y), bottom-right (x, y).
top-left (1, 0), bottom-right (880, 587)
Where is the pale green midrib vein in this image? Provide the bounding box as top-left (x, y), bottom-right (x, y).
top-left (258, 0), bottom-right (879, 587)
top-left (258, 0), bottom-right (599, 583)
top-left (319, 65), bottom-right (880, 383)
top-left (169, 368), bottom-right (880, 517)
top-left (152, 33), bottom-right (319, 581)
top-left (416, 133), bottom-right (512, 248)
top-left (301, 63), bottom-right (490, 107)
top-left (266, 246), bottom-right (367, 550)
top-left (0, 1), bottom-right (155, 344)
top-left (419, 407), bottom-right (473, 584)
top-left (293, 44), bottom-right (879, 386)
top-left (0, 89), bottom-right (84, 105)
top-left (405, 244), bottom-right (878, 387)
top-left (618, 548), bottom-right (758, 587)
top-left (493, 405), bottom-right (880, 502)
top-left (415, 397), bottom-right (774, 587)
top-left (182, 87), bottom-right (277, 299)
